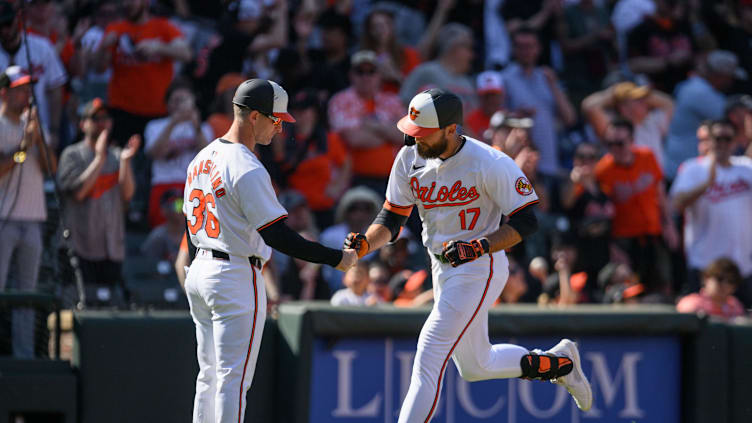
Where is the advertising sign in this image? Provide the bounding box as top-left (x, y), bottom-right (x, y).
top-left (309, 336), bottom-right (679, 423)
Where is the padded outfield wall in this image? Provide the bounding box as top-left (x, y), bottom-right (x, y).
top-left (63, 304), bottom-right (752, 423)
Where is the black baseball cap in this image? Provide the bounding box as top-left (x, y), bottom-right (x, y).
top-left (81, 97), bottom-right (109, 118)
top-left (397, 88), bottom-right (463, 137)
top-left (232, 78), bottom-right (296, 123)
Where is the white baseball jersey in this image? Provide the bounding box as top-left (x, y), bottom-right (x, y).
top-left (670, 155), bottom-right (752, 276)
top-left (385, 136), bottom-right (539, 255)
top-left (183, 138), bottom-right (287, 262)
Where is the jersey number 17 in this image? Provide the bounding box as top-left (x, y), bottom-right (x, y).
top-left (458, 207), bottom-right (480, 231)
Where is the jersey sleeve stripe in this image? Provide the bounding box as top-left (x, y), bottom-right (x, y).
top-left (508, 199), bottom-right (539, 216)
top-left (383, 200), bottom-right (413, 217)
top-left (257, 214), bottom-right (288, 231)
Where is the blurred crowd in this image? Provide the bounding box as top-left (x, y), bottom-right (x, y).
top-left (2, 0), bottom-right (752, 356)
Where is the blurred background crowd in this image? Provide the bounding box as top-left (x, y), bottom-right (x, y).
top-left (1, 0), bottom-right (752, 358)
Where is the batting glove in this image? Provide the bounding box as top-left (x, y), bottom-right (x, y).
top-left (442, 238), bottom-right (490, 267)
top-left (344, 232), bottom-right (370, 258)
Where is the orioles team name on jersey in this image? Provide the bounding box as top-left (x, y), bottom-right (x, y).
top-left (187, 159), bottom-right (226, 198)
top-left (410, 177), bottom-right (479, 209)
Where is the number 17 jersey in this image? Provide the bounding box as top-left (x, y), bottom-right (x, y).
top-left (183, 139), bottom-right (287, 263)
top-left (384, 136), bottom-right (539, 255)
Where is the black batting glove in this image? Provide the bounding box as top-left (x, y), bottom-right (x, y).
top-left (441, 238), bottom-right (490, 267)
top-left (344, 232), bottom-right (370, 258)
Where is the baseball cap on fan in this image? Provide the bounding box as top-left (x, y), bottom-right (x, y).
top-left (706, 50), bottom-right (748, 80)
top-left (80, 97), bottom-right (109, 118)
top-left (232, 79), bottom-right (296, 122)
top-left (0, 66), bottom-right (33, 89)
top-left (397, 88), bottom-right (463, 137)
top-left (476, 71), bottom-right (504, 95)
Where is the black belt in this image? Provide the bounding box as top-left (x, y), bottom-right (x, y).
top-left (209, 249), bottom-right (262, 269)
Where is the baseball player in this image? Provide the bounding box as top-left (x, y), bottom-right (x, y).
top-left (183, 79), bottom-right (357, 423)
top-left (345, 89), bottom-right (592, 421)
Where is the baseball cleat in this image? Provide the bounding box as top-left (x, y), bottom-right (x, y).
top-left (546, 339), bottom-right (593, 411)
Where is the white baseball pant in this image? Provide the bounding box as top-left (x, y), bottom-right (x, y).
top-left (398, 252), bottom-right (529, 422)
top-left (185, 249), bottom-right (266, 423)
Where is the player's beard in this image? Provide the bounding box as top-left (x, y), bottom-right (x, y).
top-left (416, 134), bottom-right (448, 159)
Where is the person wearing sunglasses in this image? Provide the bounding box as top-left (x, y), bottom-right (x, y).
top-left (594, 118), bottom-right (678, 296)
top-left (182, 78), bottom-right (357, 423)
top-left (56, 97), bottom-right (140, 309)
top-left (328, 50), bottom-right (404, 194)
top-left (670, 119), bottom-right (752, 305)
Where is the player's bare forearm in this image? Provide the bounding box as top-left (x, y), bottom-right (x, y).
top-left (485, 224), bottom-right (523, 253)
top-left (364, 223), bottom-right (393, 253)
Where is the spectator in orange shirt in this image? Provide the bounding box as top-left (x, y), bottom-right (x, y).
top-left (676, 258), bottom-right (747, 320)
top-left (264, 89), bottom-right (352, 229)
top-left (94, 0), bottom-right (192, 146)
top-left (360, 7), bottom-right (422, 93)
top-left (328, 50), bottom-right (404, 194)
top-left (393, 269), bottom-right (434, 308)
top-left (595, 118), bottom-right (678, 294)
top-left (465, 70), bottom-right (505, 141)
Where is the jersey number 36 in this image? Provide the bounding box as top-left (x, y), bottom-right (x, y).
top-left (187, 188), bottom-right (221, 238)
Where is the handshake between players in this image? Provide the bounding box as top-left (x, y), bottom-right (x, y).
top-left (336, 244), bottom-right (360, 271)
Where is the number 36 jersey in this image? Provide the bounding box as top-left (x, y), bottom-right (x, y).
top-left (183, 139), bottom-right (287, 262)
top-left (385, 136), bottom-right (539, 255)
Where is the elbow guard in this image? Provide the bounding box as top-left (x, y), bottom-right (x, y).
top-left (506, 203), bottom-right (538, 239)
top-left (373, 208), bottom-right (409, 242)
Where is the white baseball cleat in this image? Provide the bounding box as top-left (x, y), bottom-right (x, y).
top-left (546, 339), bottom-right (593, 411)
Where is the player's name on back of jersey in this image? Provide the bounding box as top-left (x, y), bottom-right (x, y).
top-left (187, 159), bottom-right (226, 198)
